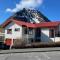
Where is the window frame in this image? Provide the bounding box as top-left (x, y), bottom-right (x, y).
top-left (28, 28), bottom-right (33, 35)
top-left (7, 29), bottom-right (12, 34)
top-left (49, 29), bottom-right (54, 38)
top-left (55, 31), bottom-right (60, 37)
top-left (15, 28), bottom-right (20, 32)
top-left (24, 27), bottom-right (27, 34)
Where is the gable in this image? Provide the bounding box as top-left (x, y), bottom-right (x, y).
top-left (4, 21), bottom-right (21, 30)
top-left (5, 22), bottom-right (14, 29)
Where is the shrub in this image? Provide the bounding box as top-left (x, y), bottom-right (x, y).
top-left (13, 39), bottom-right (26, 48)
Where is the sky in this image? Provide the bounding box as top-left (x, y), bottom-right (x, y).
top-left (0, 0), bottom-right (60, 24)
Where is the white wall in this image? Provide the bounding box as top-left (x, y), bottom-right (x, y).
top-left (4, 22), bottom-right (22, 39)
top-left (55, 25), bottom-right (60, 42)
top-left (41, 28), bottom-right (50, 42)
top-left (4, 21), bottom-right (36, 44)
top-left (50, 37), bottom-right (60, 42)
top-left (4, 22), bottom-right (60, 43)
top-left (41, 27), bottom-right (60, 43)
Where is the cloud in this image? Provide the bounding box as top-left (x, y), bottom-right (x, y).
top-left (6, 0), bottom-right (43, 13)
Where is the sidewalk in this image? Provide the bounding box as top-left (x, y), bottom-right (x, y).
top-left (0, 47), bottom-right (60, 54)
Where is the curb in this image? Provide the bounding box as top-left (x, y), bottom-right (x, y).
top-left (0, 47), bottom-right (60, 54)
top-left (0, 50), bottom-right (60, 54)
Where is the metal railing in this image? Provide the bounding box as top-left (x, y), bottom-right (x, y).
top-left (0, 33), bottom-right (5, 36)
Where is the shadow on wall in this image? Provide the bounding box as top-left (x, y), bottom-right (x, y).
top-left (41, 32), bottom-right (54, 43)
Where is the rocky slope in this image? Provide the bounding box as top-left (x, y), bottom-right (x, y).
top-left (13, 8), bottom-right (50, 23)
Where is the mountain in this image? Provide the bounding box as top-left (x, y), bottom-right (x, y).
top-left (13, 8), bottom-right (50, 23)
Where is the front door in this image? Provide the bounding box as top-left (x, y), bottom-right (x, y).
top-left (35, 28), bottom-right (41, 42)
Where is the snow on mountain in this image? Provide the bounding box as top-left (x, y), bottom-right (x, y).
top-left (13, 8), bottom-right (50, 23)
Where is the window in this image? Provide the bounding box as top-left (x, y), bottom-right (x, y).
top-left (23, 27), bottom-right (33, 35)
top-left (24, 27), bottom-right (27, 34)
top-left (49, 29), bottom-right (54, 38)
top-left (7, 29), bottom-right (12, 34)
top-left (55, 31), bottom-right (60, 37)
top-left (28, 28), bottom-right (33, 35)
top-left (50, 29), bottom-right (60, 37)
top-left (35, 28), bottom-right (41, 37)
top-left (15, 28), bottom-right (20, 31)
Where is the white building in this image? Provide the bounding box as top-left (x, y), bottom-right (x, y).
top-left (2, 19), bottom-right (60, 46)
top-left (0, 28), bottom-right (4, 42)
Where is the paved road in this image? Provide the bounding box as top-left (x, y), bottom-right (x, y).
top-left (1, 47), bottom-right (60, 54)
top-left (0, 51), bottom-right (60, 60)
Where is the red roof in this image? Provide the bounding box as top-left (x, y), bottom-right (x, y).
top-left (2, 19), bottom-right (12, 28)
top-left (2, 18), bottom-right (60, 28)
top-left (13, 20), bottom-right (35, 28)
top-left (35, 22), bottom-right (60, 28)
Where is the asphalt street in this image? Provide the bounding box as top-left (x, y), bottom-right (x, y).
top-left (1, 47), bottom-right (60, 54)
top-left (0, 51), bottom-right (60, 60)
